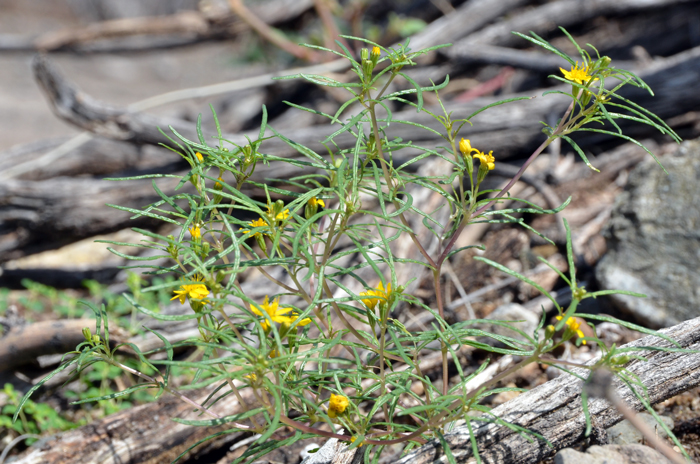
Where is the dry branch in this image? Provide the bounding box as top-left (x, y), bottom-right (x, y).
top-left (0, 319), bottom-right (95, 372)
top-left (12, 316), bottom-right (700, 464)
top-left (32, 44), bottom-right (700, 162)
top-left (397, 316), bottom-right (700, 464)
top-left (0, 175), bottom-right (189, 262)
top-left (452, 0), bottom-right (698, 49)
top-left (406, 0), bottom-right (530, 51)
top-left (12, 0), bottom-right (314, 53)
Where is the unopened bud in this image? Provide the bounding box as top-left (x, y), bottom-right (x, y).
top-left (82, 327), bottom-right (92, 341)
top-left (370, 46), bottom-right (381, 65)
top-left (545, 325), bottom-right (556, 339)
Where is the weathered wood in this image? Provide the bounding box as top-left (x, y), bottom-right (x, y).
top-left (396, 316), bottom-right (700, 464)
top-left (7, 45), bottom-right (696, 264)
top-left (0, 319), bottom-right (95, 372)
top-left (12, 316), bottom-right (700, 464)
top-left (32, 44), bottom-right (700, 162)
top-left (0, 174), bottom-right (188, 262)
top-left (1, 0), bottom-right (314, 53)
top-left (452, 0), bottom-right (698, 49)
top-left (0, 136), bottom-right (143, 181)
top-left (406, 0), bottom-right (530, 51)
top-left (13, 383), bottom-right (247, 464)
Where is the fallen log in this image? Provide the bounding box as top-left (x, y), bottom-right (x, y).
top-left (0, 173), bottom-right (188, 262)
top-left (11, 316), bottom-right (700, 464)
top-left (0, 319), bottom-right (96, 372)
top-left (452, 0), bottom-right (698, 48)
top-left (32, 42), bottom-right (700, 162)
top-left (308, 315), bottom-right (700, 464)
top-left (396, 316), bottom-right (700, 464)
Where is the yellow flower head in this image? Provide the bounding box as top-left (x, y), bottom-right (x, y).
top-left (171, 276), bottom-right (209, 305)
top-left (560, 62), bottom-right (594, 85)
top-left (459, 138), bottom-right (477, 157)
top-left (556, 315), bottom-right (586, 345)
top-left (189, 225), bottom-right (201, 240)
top-left (195, 152), bottom-right (204, 162)
top-left (309, 197), bottom-right (325, 208)
top-left (371, 46), bottom-right (381, 59)
top-left (252, 296), bottom-right (311, 331)
top-left (328, 393), bottom-right (349, 418)
top-left (266, 203), bottom-right (290, 222)
top-left (240, 217), bottom-right (268, 238)
top-left (360, 281), bottom-right (391, 310)
top-left (474, 150), bottom-right (496, 170)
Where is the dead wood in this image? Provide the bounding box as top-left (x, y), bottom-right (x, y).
top-left (308, 316), bottom-right (700, 464)
top-left (0, 137), bottom-right (143, 181)
top-left (406, 0), bottom-right (531, 51)
top-left (34, 11), bottom-right (210, 52)
top-left (452, 0), bottom-right (698, 49)
top-left (0, 175), bottom-right (189, 262)
top-left (6, 0), bottom-right (313, 53)
top-left (0, 319), bottom-right (95, 372)
top-left (12, 381), bottom-right (248, 464)
top-left (15, 315), bottom-right (697, 464)
top-left (8, 46), bottom-right (696, 263)
top-left (32, 43), bottom-right (700, 163)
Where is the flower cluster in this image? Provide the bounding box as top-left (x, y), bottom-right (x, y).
top-left (328, 393), bottom-right (349, 418)
top-left (459, 138), bottom-right (496, 171)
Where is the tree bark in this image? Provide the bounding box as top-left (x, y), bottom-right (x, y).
top-left (12, 316), bottom-right (700, 464)
top-left (396, 315), bottom-right (700, 464)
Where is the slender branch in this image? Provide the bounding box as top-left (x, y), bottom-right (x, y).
top-left (228, 0), bottom-right (320, 62)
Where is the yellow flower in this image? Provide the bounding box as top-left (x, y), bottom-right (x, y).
top-left (240, 218), bottom-right (268, 238)
top-left (252, 296), bottom-right (311, 330)
top-left (171, 277), bottom-right (209, 305)
top-left (560, 62), bottom-right (594, 85)
top-left (350, 436), bottom-right (364, 447)
top-left (195, 152), bottom-right (204, 162)
top-left (360, 282), bottom-right (391, 310)
top-left (328, 393), bottom-right (349, 418)
top-left (371, 46), bottom-right (381, 58)
top-left (459, 138), bottom-right (477, 157)
top-left (189, 225), bottom-right (201, 239)
top-left (474, 150), bottom-right (495, 170)
top-left (309, 197), bottom-right (325, 208)
top-left (556, 315), bottom-right (587, 345)
top-left (266, 203), bottom-right (290, 221)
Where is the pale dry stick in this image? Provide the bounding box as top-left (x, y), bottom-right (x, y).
top-left (605, 379), bottom-right (689, 464)
top-left (2, 58), bottom-right (349, 181)
top-left (312, 0), bottom-right (351, 54)
top-left (106, 357), bottom-right (230, 422)
top-left (0, 434), bottom-right (40, 464)
top-left (442, 260), bottom-right (476, 319)
top-left (228, 0), bottom-right (319, 62)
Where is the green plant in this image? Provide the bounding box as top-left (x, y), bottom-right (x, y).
top-left (16, 30), bottom-right (688, 463)
top-left (1, 383), bottom-right (81, 444)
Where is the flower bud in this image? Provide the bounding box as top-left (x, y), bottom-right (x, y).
top-left (82, 327), bottom-right (92, 342)
top-left (545, 325), bottom-right (556, 340)
top-left (370, 46), bottom-right (381, 65)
